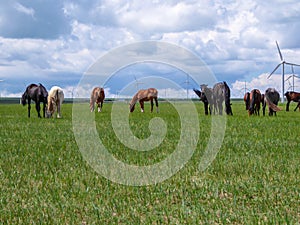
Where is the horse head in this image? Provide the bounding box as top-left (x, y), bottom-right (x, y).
top-left (21, 92), bottom-right (27, 105)
top-left (46, 96), bottom-right (56, 118)
top-left (129, 103), bottom-right (135, 112)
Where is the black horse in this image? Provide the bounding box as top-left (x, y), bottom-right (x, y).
top-left (21, 83), bottom-right (48, 118)
top-left (193, 88), bottom-right (210, 115)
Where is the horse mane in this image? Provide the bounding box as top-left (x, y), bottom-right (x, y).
top-left (38, 83), bottom-right (48, 99)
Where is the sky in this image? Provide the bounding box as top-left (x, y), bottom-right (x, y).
top-left (1, 0), bottom-right (300, 98)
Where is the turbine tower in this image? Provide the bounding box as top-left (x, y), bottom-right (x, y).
top-left (285, 65), bottom-right (299, 91)
top-left (134, 75), bottom-right (144, 90)
top-left (267, 41), bottom-right (300, 102)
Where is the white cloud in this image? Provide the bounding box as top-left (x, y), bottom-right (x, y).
top-left (231, 72), bottom-right (300, 98)
top-left (14, 2), bottom-right (35, 18)
top-left (1, 0), bottom-right (300, 97)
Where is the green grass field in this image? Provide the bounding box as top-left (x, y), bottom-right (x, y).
top-left (1, 101), bottom-right (299, 224)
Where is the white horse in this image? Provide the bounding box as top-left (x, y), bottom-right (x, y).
top-left (46, 86), bottom-right (64, 118)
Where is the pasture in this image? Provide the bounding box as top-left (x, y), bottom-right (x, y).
top-left (1, 101), bottom-right (299, 224)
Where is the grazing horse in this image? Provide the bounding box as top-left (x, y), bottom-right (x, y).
top-left (262, 88), bottom-right (281, 116)
top-left (212, 81), bottom-right (233, 115)
top-left (46, 86), bottom-right (64, 118)
top-left (248, 89), bottom-right (262, 116)
top-left (129, 88), bottom-right (158, 113)
top-left (193, 85), bottom-right (213, 115)
top-left (90, 87), bottom-right (105, 112)
top-left (284, 91), bottom-right (300, 111)
top-left (21, 83), bottom-right (48, 118)
top-left (244, 92), bottom-right (250, 110)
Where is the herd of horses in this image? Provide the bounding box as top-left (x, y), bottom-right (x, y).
top-left (21, 82), bottom-right (300, 118)
top-left (193, 81), bottom-right (233, 115)
top-left (243, 89), bottom-right (300, 116)
top-left (21, 83), bottom-right (64, 118)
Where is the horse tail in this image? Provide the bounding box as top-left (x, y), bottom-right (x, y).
top-left (223, 81), bottom-right (233, 115)
top-left (244, 92), bottom-right (250, 110)
top-left (265, 94), bottom-right (281, 112)
top-left (56, 88), bottom-right (59, 102)
top-left (249, 90), bottom-right (256, 112)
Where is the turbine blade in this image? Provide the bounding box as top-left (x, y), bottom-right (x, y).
top-left (267, 63), bottom-right (281, 79)
top-left (285, 75), bottom-right (292, 81)
top-left (276, 41), bottom-right (283, 61)
top-left (285, 62), bottom-right (300, 67)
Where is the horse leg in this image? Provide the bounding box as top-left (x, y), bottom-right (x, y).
top-left (139, 100), bottom-right (144, 113)
top-left (294, 102), bottom-right (300, 111)
top-left (100, 101), bottom-right (103, 112)
top-left (262, 102), bottom-right (266, 116)
top-left (155, 97), bottom-right (159, 113)
top-left (150, 99), bottom-right (154, 113)
top-left (204, 102), bottom-right (208, 115)
top-left (43, 102), bottom-right (46, 117)
top-left (27, 99), bottom-right (31, 118)
top-left (219, 102), bottom-right (223, 115)
top-left (56, 101), bottom-right (61, 118)
top-left (97, 102), bottom-right (101, 112)
top-left (98, 101), bottom-right (102, 112)
top-left (286, 101), bottom-right (290, 111)
top-left (36, 102), bottom-right (41, 118)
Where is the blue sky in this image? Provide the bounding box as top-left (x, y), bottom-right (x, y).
top-left (1, 0), bottom-right (300, 98)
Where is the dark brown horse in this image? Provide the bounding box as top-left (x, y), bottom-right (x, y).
top-left (21, 83), bottom-right (48, 118)
top-left (244, 92), bottom-right (250, 110)
top-left (212, 81), bottom-right (233, 115)
top-left (248, 89), bottom-right (262, 116)
top-left (129, 88), bottom-right (158, 113)
top-left (90, 87), bottom-right (105, 112)
top-left (284, 91), bottom-right (300, 111)
top-left (262, 88), bottom-right (281, 116)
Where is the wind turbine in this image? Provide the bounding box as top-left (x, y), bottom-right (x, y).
top-left (134, 75), bottom-right (144, 90)
top-left (181, 74), bottom-right (191, 99)
top-left (267, 41), bottom-right (300, 102)
top-left (285, 65), bottom-right (299, 91)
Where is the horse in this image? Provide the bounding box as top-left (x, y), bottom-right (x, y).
top-left (21, 83), bottom-right (48, 118)
top-left (193, 85), bottom-right (212, 115)
top-left (90, 87), bottom-right (105, 112)
top-left (212, 81), bottom-right (233, 115)
top-left (46, 86), bottom-right (64, 118)
top-left (248, 89), bottom-right (262, 116)
top-left (262, 88), bottom-right (281, 116)
top-left (243, 92), bottom-right (250, 110)
top-left (284, 91), bottom-right (300, 111)
top-left (129, 88), bottom-right (158, 113)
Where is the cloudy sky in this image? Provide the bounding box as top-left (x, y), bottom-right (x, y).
top-left (1, 0), bottom-right (300, 98)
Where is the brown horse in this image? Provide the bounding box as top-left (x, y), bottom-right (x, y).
top-left (248, 89), bottom-right (262, 116)
top-left (244, 92), bottom-right (250, 110)
top-left (90, 87), bottom-right (105, 112)
top-left (129, 88), bottom-right (158, 113)
top-left (262, 88), bottom-right (281, 116)
top-left (284, 91), bottom-right (300, 111)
